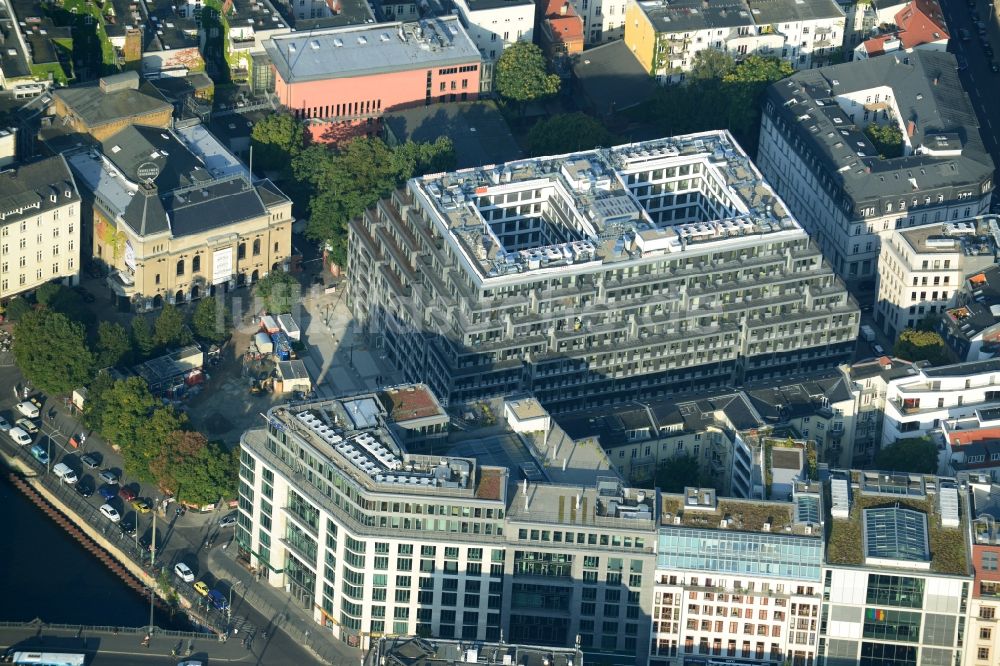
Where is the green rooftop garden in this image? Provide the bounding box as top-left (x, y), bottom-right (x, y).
top-left (826, 493), bottom-right (968, 576)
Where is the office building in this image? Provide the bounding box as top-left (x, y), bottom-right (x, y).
top-left (650, 483), bottom-right (825, 665)
top-left (0, 155), bottom-right (81, 299)
top-left (758, 50), bottom-right (995, 295)
top-left (875, 216), bottom-right (998, 340)
top-left (347, 130), bottom-right (858, 411)
top-left (265, 18), bottom-right (482, 142)
top-left (66, 122), bottom-right (291, 310)
top-left (966, 475), bottom-right (1000, 666)
top-left (821, 470), bottom-right (971, 666)
top-left (367, 637), bottom-right (584, 666)
top-left (624, 0), bottom-right (845, 84)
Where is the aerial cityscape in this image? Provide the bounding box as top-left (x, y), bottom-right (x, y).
top-left (0, 0), bottom-right (999, 664)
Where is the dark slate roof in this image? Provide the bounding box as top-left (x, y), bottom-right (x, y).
top-left (572, 40), bottom-right (657, 115)
top-left (52, 75), bottom-right (172, 128)
top-left (255, 179), bottom-right (291, 208)
top-left (747, 0), bottom-right (844, 23)
top-left (166, 179), bottom-right (268, 237)
top-left (764, 50), bottom-right (994, 215)
top-left (383, 101), bottom-right (522, 169)
top-left (745, 372), bottom-right (853, 422)
top-left (0, 155), bottom-right (79, 226)
top-left (101, 125), bottom-right (206, 191)
top-left (923, 358), bottom-right (1000, 377)
top-left (270, 0), bottom-right (373, 30)
top-left (849, 357), bottom-right (920, 382)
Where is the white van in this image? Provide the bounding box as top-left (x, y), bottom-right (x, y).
top-left (53, 463), bottom-right (78, 484)
top-left (8, 426), bottom-right (31, 446)
top-left (15, 401), bottom-right (39, 419)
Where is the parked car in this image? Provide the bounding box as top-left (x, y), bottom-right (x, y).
top-left (52, 462), bottom-right (78, 484)
top-left (8, 427), bottom-right (31, 446)
top-left (15, 418), bottom-right (38, 435)
top-left (81, 453), bottom-right (101, 469)
top-left (193, 581), bottom-right (210, 597)
top-left (208, 589), bottom-right (229, 611)
top-left (873, 343), bottom-right (886, 356)
top-left (30, 444), bottom-right (49, 465)
top-left (15, 401), bottom-right (39, 419)
top-left (76, 478), bottom-right (94, 498)
top-left (100, 504), bottom-right (121, 523)
top-left (119, 486), bottom-right (137, 502)
top-left (0, 416), bottom-right (10, 432)
top-left (121, 519), bottom-right (136, 537)
top-left (131, 499), bottom-right (151, 514)
top-left (99, 485), bottom-right (118, 501)
top-left (174, 562), bottom-right (195, 583)
top-left (219, 514), bottom-right (238, 528)
top-left (99, 469), bottom-right (119, 485)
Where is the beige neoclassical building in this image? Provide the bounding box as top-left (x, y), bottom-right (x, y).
top-left (67, 122), bottom-right (291, 310)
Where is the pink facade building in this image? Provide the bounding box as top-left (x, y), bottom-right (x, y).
top-left (266, 18), bottom-right (482, 142)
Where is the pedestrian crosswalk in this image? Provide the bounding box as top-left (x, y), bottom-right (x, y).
top-left (230, 615), bottom-right (255, 637)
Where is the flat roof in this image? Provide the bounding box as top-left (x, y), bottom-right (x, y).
top-left (898, 216), bottom-right (999, 256)
top-left (660, 484), bottom-right (822, 536)
top-left (572, 40), bottom-right (657, 115)
top-left (0, 3), bottom-right (31, 80)
top-left (52, 76), bottom-right (172, 128)
top-left (377, 384), bottom-right (447, 423)
top-left (411, 130), bottom-right (806, 286)
top-left (505, 476), bottom-right (656, 532)
top-left (266, 17), bottom-right (479, 83)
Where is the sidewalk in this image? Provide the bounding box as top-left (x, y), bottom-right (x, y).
top-left (206, 546), bottom-right (362, 665)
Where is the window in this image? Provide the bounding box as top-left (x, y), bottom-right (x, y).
top-left (192, 255), bottom-right (201, 272)
top-left (253, 239), bottom-right (261, 256)
top-left (980, 627), bottom-right (992, 640)
top-left (238, 243), bottom-right (246, 260)
top-left (176, 259), bottom-right (185, 276)
top-left (983, 552), bottom-right (999, 571)
top-left (978, 647), bottom-right (990, 661)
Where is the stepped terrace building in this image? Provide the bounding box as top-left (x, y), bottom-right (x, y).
top-left (347, 130), bottom-right (859, 411)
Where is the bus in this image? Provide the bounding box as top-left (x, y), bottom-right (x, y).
top-left (4, 652), bottom-right (86, 666)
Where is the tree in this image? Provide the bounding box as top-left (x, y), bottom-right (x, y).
top-left (865, 121), bottom-right (904, 159)
top-left (96, 321), bottom-right (131, 368)
top-left (254, 270), bottom-right (299, 315)
top-left (169, 439), bottom-right (238, 505)
top-left (495, 41), bottom-right (560, 106)
top-left (3, 297), bottom-right (31, 322)
top-left (35, 282), bottom-right (63, 307)
top-left (874, 437), bottom-right (939, 474)
top-left (894, 328), bottom-right (950, 365)
top-left (192, 296), bottom-right (232, 343)
top-left (655, 454), bottom-right (710, 493)
top-left (13, 309), bottom-right (94, 394)
top-left (525, 113), bottom-right (617, 157)
top-left (154, 304), bottom-right (191, 348)
top-left (250, 112), bottom-right (307, 174)
top-left (689, 49), bottom-right (736, 81)
top-left (297, 137), bottom-right (455, 267)
top-left (149, 429), bottom-right (207, 492)
top-left (131, 316), bottom-right (156, 358)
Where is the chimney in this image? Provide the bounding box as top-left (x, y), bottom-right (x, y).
top-left (907, 120), bottom-right (916, 137)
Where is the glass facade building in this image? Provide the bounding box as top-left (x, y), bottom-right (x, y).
top-left (656, 528), bottom-right (823, 581)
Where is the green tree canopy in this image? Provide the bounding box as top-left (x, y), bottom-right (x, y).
top-left (525, 113), bottom-right (616, 157)
top-left (35, 282), bottom-right (63, 307)
top-left (893, 328), bottom-right (950, 365)
top-left (3, 297), bottom-right (31, 322)
top-left (296, 137), bottom-right (455, 267)
top-left (254, 270), bottom-right (299, 315)
top-left (689, 49), bottom-right (736, 80)
top-left (495, 41), bottom-right (560, 105)
top-left (874, 437), bottom-right (939, 474)
top-left (13, 309), bottom-right (94, 394)
top-left (865, 121), bottom-right (904, 159)
top-left (154, 303), bottom-right (191, 348)
top-left (169, 437), bottom-right (238, 505)
top-left (192, 296), bottom-right (232, 343)
top-left (96, 321), bottom-right (131, 368)
top-left (655, 454), bottom-right (711, 493)
top-left (131, 316), bottom-right (156, 358)
top-left (250, 112), bottom-right (307, 174)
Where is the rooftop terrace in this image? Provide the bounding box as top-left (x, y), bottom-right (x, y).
top-left (825, 471), bottom-right (969, 575)
top-left (411, 130), bottom-right (804, 286)
top-left (897, 216), bottom-right (1000, 256)
top-left (660, 483), bottom-right (823, 536)
top-left (505, 476), bottom-right (656, 535)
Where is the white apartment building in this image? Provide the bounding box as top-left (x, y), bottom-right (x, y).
top-left (624, 0), bottom-right (846, 84)
top-left (882, 358), bottom-right (1000, 446)
top-left (447, 0), bottom-right (533, 92)
top-left (649, 485), bottom-right (825, 666)
top-left (568, 0), bottom-right (628, 45)
top-left (0, 154), bottom-right (81, 300)
top-left (876, 217), bottom-right (998, 340)
top-left (847, 356), bottom-right (922, 465)
top-left (758, 50), bottom-right (994, 296)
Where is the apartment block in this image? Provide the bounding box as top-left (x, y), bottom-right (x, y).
top-left (822, 470), bottom-right (971, 666)
top-left (650, 484), bottom-right (825, 666)
top-left (66, 122), bottom-right (291, 311)
top-left (0, 154), bottom-right (81, 299)
top-left (882, 358), bottom-right (1000, 447)
top-left (853, 0), bottom-right (949, 59)
top-left (876, 216), bottom-right (998, 340)
top-left (939, 265), bottom-right (1000, 362)
top-left (347, 131), bottom-right (858, 412)
top-left (758, 50), bottom-right (994, 297)
top-left (265, 18), bottom-right (482, 142)
top-left (847, 356), bottom-right (921, 465)
top-left (566, 0), bottom-right (628, 45)
top-left (624, 0), bottom-right (845, 83)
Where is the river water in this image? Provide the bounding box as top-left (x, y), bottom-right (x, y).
top-left (0, 473), bottom-right (189, 629)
